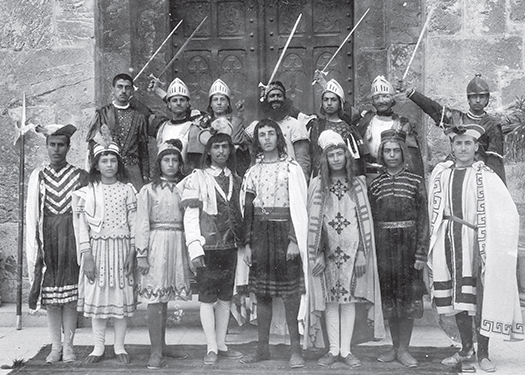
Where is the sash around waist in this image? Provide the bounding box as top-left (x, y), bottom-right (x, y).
top-left (150, 221), bottom-right (183, 231)
top-left (377, 220), bottom-right (416, 229)
top-left (254, 206), bottom-right (290, 221)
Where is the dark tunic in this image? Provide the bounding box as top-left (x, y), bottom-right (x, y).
top-left (369, 169), bottom-right (429, 318)
top-left (29, 164), bottom-right (88, 309)
top-left (408, 90), bottom-right (505, 183)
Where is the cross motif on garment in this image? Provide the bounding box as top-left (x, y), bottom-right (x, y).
top-left (330, 280), bottom-right (349, 300)
top-left (327, 246), bottom-right (350, 269)
top-left (329, 179), bottom-right (349, 200)
top-left (328, 212), bottom-right (350, 234)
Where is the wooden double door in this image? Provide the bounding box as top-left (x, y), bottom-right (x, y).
top-left (169, 0), bottom-right (355, 122)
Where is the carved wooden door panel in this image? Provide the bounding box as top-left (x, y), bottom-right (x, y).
top-left (169, 0), bottom-right (354, 122)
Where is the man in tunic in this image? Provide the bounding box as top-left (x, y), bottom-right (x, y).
top-left (428, 124), bottom-right (523, 372)
top-left (148, 77), bottom-right (204, 173)
top-left (399, 74), bottom-right (506, 183)
top-left (369, 129), bottom-right (429, 368)
top-left (356, 76), bottom-right (424, 183)
top-left (307, 79), bottom-right (366, 177)
top-left (86, 73), bottom-right (150, 191)
top-left (244, 81), bottom-right (311, 179)
top-left (26, 124), bottom-right (88, 363)
top-left (181, 131), bottom-right (244, 365)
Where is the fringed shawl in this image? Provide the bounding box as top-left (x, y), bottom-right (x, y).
top-left (306, 175), bottom-right (385, 347)
top-left (428, 161), bottom-right (523, 340)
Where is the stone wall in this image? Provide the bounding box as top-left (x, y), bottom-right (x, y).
top-left (0, 0), bottom-right (95, 302)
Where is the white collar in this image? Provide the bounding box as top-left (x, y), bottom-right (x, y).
top-left (112, 101), bottom-right (130, 110)
top-left (206, 165), bottom-right (231, 177)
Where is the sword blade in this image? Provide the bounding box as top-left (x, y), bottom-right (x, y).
top-left (158, 16), bottom-right (208, 79)
top-left (134, 19), bottom-right (183, 82)
top-left (403, 6), bottom-right (435, 80)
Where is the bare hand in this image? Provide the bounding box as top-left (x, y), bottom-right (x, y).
top-left (136, 257), bottom-right (150, 275)
top-left (286, 241), bottom-right (300, 261)
top-left (125, 251), bottom-right (135, 276)
top-left (354, 251), bottom-right (366, 278)
top-left (83, 253), bottom-right (96, 282)
top-left (236, 100), bottom-right (245, 113)
top-left (414, 260), bottom-right (426, 271)
top-left (243, 244), bottom-right (252, 267)
top-left (190, 255), bottom-right (205, 274)
top-left (313, 70), bottom-right (328, 89)
top-left (311, 254), bottom-right (326, 277)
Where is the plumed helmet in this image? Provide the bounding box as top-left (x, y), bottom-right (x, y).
top-left (167, 78), bottom-right (190, 100)
top-left (208, 79), bottom-right (231, 98)
top-left (466, 73), bottom-right (489, 96)
top-left (323, 79), bottom-right (345, 104)
top-left (371, 75), bottom-right (395, 96)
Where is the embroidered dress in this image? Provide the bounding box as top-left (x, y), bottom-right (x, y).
top-left (369, 169), bottom-right (428, 319)
top-left (135, 181), bottom-right (191, 304)
top-left (244, 158), bottom-right (305, 297)
top-left (322, 178), bottom-right (363, 303)
top-left (26, 164), bottom-right (87, 310)
top-left (75, 182), bottom-right (137, 319)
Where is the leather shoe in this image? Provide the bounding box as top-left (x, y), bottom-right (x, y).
top-left (218, 349), bottom-right (243, 359)
top-left (46, 349), bottom-right (62, 364)
top-left (342, 353), bottom-right (361, 368)
top-left (62, 346), bottom-right (76, 363)
top-left (317, 352), bottom-right (337, 367)
top-left (289, 352), bottom-right (305, 368)
top-left (162, 346), bottom-right (188, 359)
top-left (84, 353), bottom-right (104, 364)
top-left (442, 350), bottom-right (475, 366)
top-left (240, 350), bottom-right (270, 364)
top-left (397, 349), bottom-right (418, 368)
top-left (479, 358), bottom-right (496, 372)
top-left (115, 353), bottom-right (130, 364)
top-left (378, 348), bottom-right (396, 363)
top-left (204, 351), bottom-right (218, 365)
top-left (147, 353), bottom-right (162, 370)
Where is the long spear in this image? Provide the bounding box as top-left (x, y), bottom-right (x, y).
top-left (16, 93), bottom-right (26, 330)
top-left (150, 16), bottom-right (208, 83)
top-left (312, 8), bottom-right (370, 85)
top-left (402, 6), bottom-right (435, 80)
top-left (133, 19), bottom-right (183, 82)
top-left (259, 13), bottom-right (303, 101)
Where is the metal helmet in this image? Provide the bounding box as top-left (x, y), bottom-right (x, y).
top-left (323, 79), bottom-right (345, 103)
top-left (371, 75), bottom-right (395, 96)
top-left (466, 73), bottom-right (489, 96)
top-left (208, 79), bottom-right (231, 99)
top-left (166, 78), bottom-right (190, 100)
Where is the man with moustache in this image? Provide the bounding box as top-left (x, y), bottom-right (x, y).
top-left (245, 81), bottom-right (310, 178)
top-left (86, 73), bottom-right (150, 191)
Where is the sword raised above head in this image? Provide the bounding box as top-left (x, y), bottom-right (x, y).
top-left (133, 19), bottom-right (183, 84)
top-left (152, 15), bottom-right (209, 83)
top-left (402, 5), bottom-right (435, 80)
top-left (259, 13), bottom-right (303, 102)
top-left (311, 8), bottom-right (370, 85)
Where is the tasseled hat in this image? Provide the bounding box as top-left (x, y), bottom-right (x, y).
top-left (35, 124), bottom-right (77, 138)
top-left (167, 78), bottom-right (190, 100)
top-left (466, 73), bottom-right (490, 96)
top-left (198, 117), bottom-right (234, 146)
top-left (209, 79), bottom-right (231, 98)
top-left (93, 124), bottom-right (120, 157)
top-left (157, 139), bottom-right (183, 156)
top-left (322, 79), bottom-right (345, 108)
top-left (446, 124), bottom-right (485, 140)
top-left (380, 129), bottom-right (407, 143)
top-left (371, 75), bottom-right (395, 96)
top-left (318, 129), bottom-right (345, 150)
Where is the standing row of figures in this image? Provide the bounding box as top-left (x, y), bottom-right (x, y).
top-left (25, 70), bottom-right (521, 372)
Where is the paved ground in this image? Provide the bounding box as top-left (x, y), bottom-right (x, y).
top-left (1, 299), bottom-right (525, 374)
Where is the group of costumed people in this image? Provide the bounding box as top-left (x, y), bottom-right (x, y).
top-left (24, 70), bottom-right (523, 373)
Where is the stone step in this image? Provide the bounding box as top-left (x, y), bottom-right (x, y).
top-left (0, 296), bottom-right (439, 328)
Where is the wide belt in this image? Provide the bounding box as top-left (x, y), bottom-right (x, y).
top-left (377, 220), bottom-right (416, 229)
